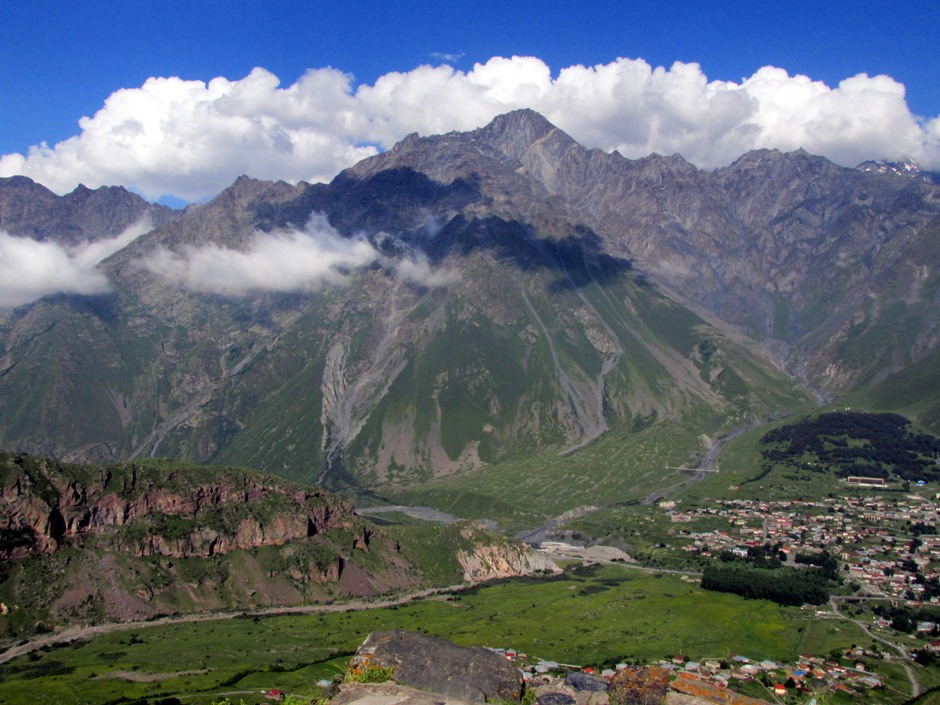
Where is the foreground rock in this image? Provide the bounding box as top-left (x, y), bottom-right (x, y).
top-left (331, 682), bottom-right (477, 705)
top-left (351, 630), bottom-right (524, 703)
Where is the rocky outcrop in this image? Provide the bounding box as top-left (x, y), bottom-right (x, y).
top-left (351, 630), bottom-right (524, 704)
top-left (337, 633), bottom-right (772, 705)
top-left (565, 673), bottom-right (609, 693)
top-left (668, 672), bottom-right (772, 705)
top-left (0, 451), bottom-right (355, 560)
top-left (0, 453), bottom-right (436, 636)
top-left (454, 523), bottom-right (560, 582)
top-left (608, 667), bottom-right (670, 705)
top-left (531, 676), bottom-right (608, 705)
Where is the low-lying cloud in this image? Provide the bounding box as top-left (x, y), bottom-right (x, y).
top-left (0, 219), bottom-right (152, 308)
top-left (3, 56), bottom-right (939, 201)
top-left (394, 251), bottom-right (460, 288)
top-left (137, 214), bottom-right (457, 295)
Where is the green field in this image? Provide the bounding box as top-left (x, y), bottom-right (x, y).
top-left (0, 564), bottom-right (883, 705)
top-left (385, 417), bottom-right (721, 530)
top-left (676, 408), bottom-right (940, 505)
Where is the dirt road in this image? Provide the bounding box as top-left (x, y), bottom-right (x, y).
top-left (0, 583), bottom-right (468, 665)
top-left (827, 596), bottom-right (921, 698)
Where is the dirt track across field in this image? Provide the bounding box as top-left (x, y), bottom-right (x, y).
top-left (0, 584), bottom-right (468, 665)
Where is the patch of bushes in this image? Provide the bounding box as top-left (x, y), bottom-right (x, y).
top-left (701, 562), bottom-right (830, 606)
top-left (343, 653), bottom-right (395, 684)
top-left (758, 411), bottom-right (940, 482)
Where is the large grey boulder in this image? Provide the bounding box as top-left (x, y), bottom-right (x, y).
top-left (565, 673), bottom-right (608, 692)
top-left (351, 630), bottom-right (524, 703)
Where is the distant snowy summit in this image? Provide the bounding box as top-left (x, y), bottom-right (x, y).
top-left (856, 159), bottom-right (940, 184)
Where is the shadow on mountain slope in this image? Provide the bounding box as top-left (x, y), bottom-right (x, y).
top-left (426, 214), bottom-right (633, 291)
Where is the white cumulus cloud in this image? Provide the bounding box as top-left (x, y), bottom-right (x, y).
top-left (3, 56), bottom-right (939, 202)
top-left (137, 214), bottom-right (456, 295)
top-left (0, 219), bottom-right (153, 307)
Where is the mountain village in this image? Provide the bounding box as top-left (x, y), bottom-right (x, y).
top-left (667, 492), bottom-right (940, 605)
top-left (520, 487), bottom-right (940, 703)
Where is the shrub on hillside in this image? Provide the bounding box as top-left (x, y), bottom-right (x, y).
top-left (344, 653), bottom-right (395, 683)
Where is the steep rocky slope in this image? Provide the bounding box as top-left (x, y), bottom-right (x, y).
top-left (467, 110), bottom-right (940, 392)
top-left (454, 523), bottom-right (558, 582)
top-left (0, 450), bottom-right (361, 561)
top-left (0, 452), bottom-right (554, 635)
top-left (0, 451), bottom-right (400, 633)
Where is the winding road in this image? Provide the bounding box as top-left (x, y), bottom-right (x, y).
top-left (826, 596), bottom-right (922, 697)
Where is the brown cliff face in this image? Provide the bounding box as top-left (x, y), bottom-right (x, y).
top-left (0, 452), bottom-right (432, 635)
top-left (0, 451), bottom-right (354, 560)
top-left (453, 523), bottom-right (559, 582)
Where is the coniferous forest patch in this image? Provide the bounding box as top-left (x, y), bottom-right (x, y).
top-left (758, 411), bottom-right (940, 483)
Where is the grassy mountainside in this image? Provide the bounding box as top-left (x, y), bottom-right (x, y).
top-left (668, 409), bottom-right (940, 506)
top-left (852, 344), bottom-right (940, 435)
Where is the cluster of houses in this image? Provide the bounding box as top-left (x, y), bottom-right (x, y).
top-left (487, 645), bottom-right (884, 702)
top-left (655, 651), bottom-right (883, 698)
top-left (667, 495), bottom-right (940, 604)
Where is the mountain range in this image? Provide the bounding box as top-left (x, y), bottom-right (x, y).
top-left (1, 109), bottom-right (938, 508)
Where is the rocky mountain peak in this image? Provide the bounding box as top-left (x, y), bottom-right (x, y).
top-left (722, 147), bottom-right (833, 172)
top-left (344, 110), bottom-right (576, 191)
top-left (388, 132), bottom-right (422, 153)
top-left (0, 175), bottom-right (175, 245)
top-left (66, 183), bottom-right (94, 198)
top-left (217, 174), bottom-right (297, 202)
top-left (713, 147), bottom-right (844, 200)
top-left (475, 108), bottom-right (561, 147)
top-left (0, 176), bottom-right (58, 233)
top-left (856, 158), bottom-right (940, 184)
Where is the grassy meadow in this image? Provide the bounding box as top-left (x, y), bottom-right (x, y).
top-left (386, 417), bottom-right (716, 530)
top-left (0, 564), bottom-right (877, 705)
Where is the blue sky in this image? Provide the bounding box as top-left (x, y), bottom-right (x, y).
top-left (2, 0), bottom-right (939, 201)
